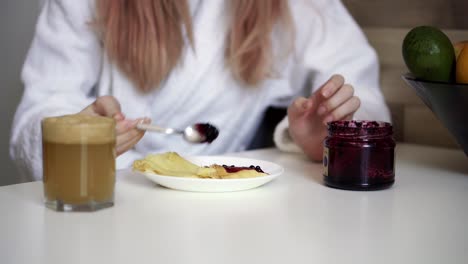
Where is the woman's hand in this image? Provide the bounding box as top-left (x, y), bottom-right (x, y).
top-left (80, 95), bottom-right (150, 156)
top-left (287, 75), bottom-right (361, 161)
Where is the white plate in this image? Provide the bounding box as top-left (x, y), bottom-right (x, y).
top-left (134, 156), bottom-right (283, 192)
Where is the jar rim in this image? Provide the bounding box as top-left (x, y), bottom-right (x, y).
top-left (327, 120), bottom-right (393, 137)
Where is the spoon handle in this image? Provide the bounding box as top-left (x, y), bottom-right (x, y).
top-left (136, 123), bottom-right (178, 134)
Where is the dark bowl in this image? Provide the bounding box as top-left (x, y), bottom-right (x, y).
top-left (402, 74), bottom-right (468, 156)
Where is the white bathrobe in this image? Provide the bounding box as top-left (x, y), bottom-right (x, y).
top-left (10, 0), bottom-right (391, 181)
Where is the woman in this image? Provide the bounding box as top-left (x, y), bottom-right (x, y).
top-left (10, 0), bottom-right (390, 181)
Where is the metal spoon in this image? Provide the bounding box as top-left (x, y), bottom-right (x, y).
top-left (136, 123), bottom-right (219, 143)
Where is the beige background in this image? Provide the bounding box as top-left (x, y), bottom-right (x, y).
top-left (342, 0), bottom-right (468, 148)
top-left (343, 0), bottom-right (468, 29)
top-left (0, 1), bottom-right (467, 186)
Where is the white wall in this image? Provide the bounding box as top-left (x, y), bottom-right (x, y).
top-left (0, 1), bottom-right (41, 185)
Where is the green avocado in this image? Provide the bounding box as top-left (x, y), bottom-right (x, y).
top-left (402, 26), bottom-right (455, 82)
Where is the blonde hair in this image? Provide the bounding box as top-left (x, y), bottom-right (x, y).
top-left (96, 0), bottom-right (292, 91)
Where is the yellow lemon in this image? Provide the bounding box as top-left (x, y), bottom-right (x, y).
top-left (456, 45), bottom-right (468, 84)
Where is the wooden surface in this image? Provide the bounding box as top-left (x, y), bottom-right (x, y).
top-left (342, 0), bottom-right (468, 29)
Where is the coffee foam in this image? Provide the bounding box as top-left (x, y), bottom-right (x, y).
top-left (42, 114), bottom-right (115, 144)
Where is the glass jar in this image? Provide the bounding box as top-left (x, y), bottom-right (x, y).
top-left (323, 120), bottom-right (395, 191)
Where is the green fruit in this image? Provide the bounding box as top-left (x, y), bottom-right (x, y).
top-left (402, 26), bottom-right (455, 82)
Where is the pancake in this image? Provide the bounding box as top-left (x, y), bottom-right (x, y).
top-left (133, 152), bottom-right (267, 179)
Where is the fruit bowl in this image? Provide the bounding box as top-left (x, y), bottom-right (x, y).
top-left (402, 74), bottom-right (468, 156)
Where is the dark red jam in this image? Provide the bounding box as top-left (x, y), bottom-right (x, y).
top-left (323, 120), bottom-right (395, 191)
top-left (195, 123), bottom-right (219, 143)
top-left (222, 165), bottom-right (265, 173)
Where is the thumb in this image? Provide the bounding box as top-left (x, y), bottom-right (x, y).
top-left (80, 96), bottom-right (122, 118)
top-left (287, 97), bottom-right (313, 120)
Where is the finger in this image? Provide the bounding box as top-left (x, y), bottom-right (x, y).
top-left (80, 96), bottom-right (122, 118)
top-left (116, 117), bottom-right (150, 137)
top-left (317, 84), bottom-right (354, 116)
top-left (287, 97), bottom-right (313, 120)
top-left (114, 112), bottom-right (125, 122)
top-left (116, 119), bottom-right (140, 136)
top-left (322, 96), bottom-right (361, 125)
top-left (343, 114), bottom-right (354, 121)
top-left (318, 74), bottom-right (345, 99)
top-left (116, 118), bottom-right (150, 154)
top-left (117, 128), bottom-right (144, 150)
top-left (117, 131), bottom-right (145, 156)
top-left (93, 95), bottom-right (121, 118)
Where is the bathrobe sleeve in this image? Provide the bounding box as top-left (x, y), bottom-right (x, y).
top-left (274, 0), bottom-right (391, 153)
top-left (10, 0), bottom-right (101, 181)
top-left (11, 0), bottom-right (144, 181)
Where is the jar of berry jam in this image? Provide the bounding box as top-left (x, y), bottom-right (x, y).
top-left (323, 120), bottom-right (395, 191)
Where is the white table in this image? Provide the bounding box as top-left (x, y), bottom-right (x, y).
top-left (1, 144), bottom-right (467, 264)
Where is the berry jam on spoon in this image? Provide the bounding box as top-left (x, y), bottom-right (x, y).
top-left (137, 123), bottom-right (219, 143)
